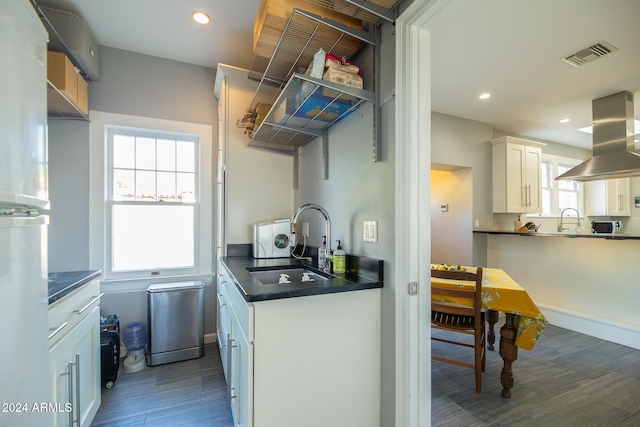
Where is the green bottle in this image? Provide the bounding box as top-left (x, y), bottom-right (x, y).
top-left (333, 240), bottom-right (346, 273)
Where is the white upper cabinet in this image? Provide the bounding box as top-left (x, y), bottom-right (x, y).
top-left (492, 136), bottom-right (546, 214)
top-left (585, 178), bottom-right (631, 216)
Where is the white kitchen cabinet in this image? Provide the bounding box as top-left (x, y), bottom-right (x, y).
top-left (492, 136), bottom-right (546, 213)
top-left (217, 260), bottom-right (380, 427)
top-left (48, 279), bottom-right (101, 427)
top-left (585, 178), bottom-right (631, 216)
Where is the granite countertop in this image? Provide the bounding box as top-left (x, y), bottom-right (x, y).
top-left (48, 270), bottom-right (102, 305)
top-left (474, 229), bottom-right (640, 240)
top-left (221, 256), bottom-right (383, 303)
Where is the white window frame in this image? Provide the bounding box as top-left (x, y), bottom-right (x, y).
top-left (89, 111), bottom-right (213, 286)
top-left (106, 126), bottom-right (199, 279)
top-left (533, 153), bottom-right (584, 217)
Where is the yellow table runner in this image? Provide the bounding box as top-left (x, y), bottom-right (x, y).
top-left (431, 266), bottom-right (548, 351)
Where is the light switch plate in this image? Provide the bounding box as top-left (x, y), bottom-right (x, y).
top-left (363, 220), bottom-right (377, 243)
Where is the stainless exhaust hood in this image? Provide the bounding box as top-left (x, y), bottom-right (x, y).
top-left (556, 91), bottom-right (640, 181)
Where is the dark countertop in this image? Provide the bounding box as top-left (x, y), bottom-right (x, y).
top-left (474, 229), bottom-right (640, 240)
top-left (48, 270), bottom-right (102, 305)
top-left (221, 256), bottom-right (383, 303)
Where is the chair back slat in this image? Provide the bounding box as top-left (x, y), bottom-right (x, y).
top-left (430, 266), bottom-right (486, 393)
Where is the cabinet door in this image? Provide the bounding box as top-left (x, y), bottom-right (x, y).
top-left (236, 333), bottom-right (253, 427)
top-left (217, 261), bottom-right (231, 379)
top-left (217, 290), bottom-right (229, 380)
top-left (49, 306), bottom-right (100, 427)
top-left (586, 178), bottom-right (630, 216)
top-left (607, 178), bottom-right (630, 216)
top-left (524, 146), bottom-right (542, 213)
top-left (228, 304), bottom-right (254, 427)
top-left (505, 143), bottom-right (526, 212)
top-left (585, 180), bottom-right (607, 216)
top-left (68, 306), bottom-right (101, 427)
top-left (50, 335), bottom-right (73, 427)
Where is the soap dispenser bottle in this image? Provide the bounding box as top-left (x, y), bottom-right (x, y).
top-left (333, 240), bottom-right (346, 273)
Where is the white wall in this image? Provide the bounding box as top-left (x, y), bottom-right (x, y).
top-left (48, 46), bottom-right (219, 335)
top-left (430, 168), bottom-right (473, 265)
top-left (431, 112), bottom-right (494, 233)
top-left (295, 21), bottom-right (397, 427)
top-left (216, 67), bottom-right (293, 245)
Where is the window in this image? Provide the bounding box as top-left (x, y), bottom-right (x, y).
top-left (539, 155), bottom-right (583, 216)
top-left (107, 127), bottom-right (199, 277)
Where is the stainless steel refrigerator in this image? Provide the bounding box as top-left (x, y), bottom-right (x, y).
top-left (0, 0), bottom-right (52, 425)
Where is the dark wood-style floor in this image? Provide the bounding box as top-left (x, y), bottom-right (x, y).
top-left (432, 321), bottom-right (640, 426)
top-left (92, 325), bottom-right (640, 426)
top-left (91, 343), bottom-right (233, 427)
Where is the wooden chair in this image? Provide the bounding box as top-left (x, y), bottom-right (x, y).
top-left (431, 267), bottom-right (486, 393)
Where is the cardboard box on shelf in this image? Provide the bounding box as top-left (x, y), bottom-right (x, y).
top-left (253, 0), bottom-right (363, 59)
top-left (47, 51), bottom-right (78, 103)
top-left (47, 50), bottom-right (88, 114)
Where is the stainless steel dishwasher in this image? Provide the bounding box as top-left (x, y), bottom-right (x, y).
top-left (147, 280), bottom-right (204, 366)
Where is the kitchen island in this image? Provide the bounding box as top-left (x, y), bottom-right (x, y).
top-left (475, 229), bottom-right (640, 240)
top-left (473, 231), bottom-right (640, 350)
top-left (217, 256), bottom-right (382, 427)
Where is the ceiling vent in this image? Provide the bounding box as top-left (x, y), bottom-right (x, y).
top-left (562, 41), bottom-right (617, 67)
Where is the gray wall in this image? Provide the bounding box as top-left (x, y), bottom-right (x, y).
top-left (48, 46), bottom-right (218, 335)
top-left (294, 21), bottom-right (397, 427)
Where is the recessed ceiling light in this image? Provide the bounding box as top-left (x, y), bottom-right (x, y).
top-left (559, 118), bottom-right (571, 123)
top-left (479, 93), bottom-right (491, 100)
top-left (192, 11), bottom-right (210, 25)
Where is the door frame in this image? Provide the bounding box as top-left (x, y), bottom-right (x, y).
top-left (395, 0), bottom-right (452, 425)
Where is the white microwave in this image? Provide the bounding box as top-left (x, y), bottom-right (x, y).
top-left (591, 221), bottom-right (621, 234)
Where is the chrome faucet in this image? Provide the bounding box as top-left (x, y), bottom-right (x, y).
top-left (291, 203), bottom-right (332, 271)
top-left (558, 208), bottom-right (581, 232)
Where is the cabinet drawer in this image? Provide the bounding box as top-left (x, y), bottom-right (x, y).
top-left (48, 279), bottom-right (101, 346)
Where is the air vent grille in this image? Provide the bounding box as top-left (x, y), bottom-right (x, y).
top-left (563, 41), bottom-right (618, 67)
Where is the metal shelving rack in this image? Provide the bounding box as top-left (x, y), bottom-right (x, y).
top-left (245, 4), bottom-right (395, 181)
top-left (32, 0), bottom-right (91, 121)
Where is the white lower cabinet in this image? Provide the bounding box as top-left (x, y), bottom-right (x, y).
top-left (48, 280), bottom-right (101, 427)
top-left (217, 260), bottom-right (381, 427)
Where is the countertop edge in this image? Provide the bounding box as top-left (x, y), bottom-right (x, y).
top-left (473, 230), bottom-right (640, 240)
top-left (221, 257), bottom-right (383, 303)
top-left (48, 270), bottom-right (102, 305)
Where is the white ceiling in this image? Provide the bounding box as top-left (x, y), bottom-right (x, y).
top-left (34, 0), bottom-right (640, 149)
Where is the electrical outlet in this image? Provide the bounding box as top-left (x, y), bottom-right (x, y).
top-left (302, 222), bottom-right (309, 237)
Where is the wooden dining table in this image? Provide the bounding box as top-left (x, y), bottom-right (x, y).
top-left (431, 266), bottom-right (548, 397)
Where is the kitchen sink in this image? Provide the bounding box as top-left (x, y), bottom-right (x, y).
top-left (247, 267), bottom-right (330, 285)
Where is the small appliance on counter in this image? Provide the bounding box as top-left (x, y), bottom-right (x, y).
top-left (253, 219), bottom-right (291, 259)
top-left (591, 220), bottom-right (622, 234)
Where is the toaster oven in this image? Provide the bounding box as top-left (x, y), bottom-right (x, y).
top-left (591, 221), bottom-right (621, 234)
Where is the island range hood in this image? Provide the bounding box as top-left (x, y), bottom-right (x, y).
top-left (556, 90), bottom-right (640, 181)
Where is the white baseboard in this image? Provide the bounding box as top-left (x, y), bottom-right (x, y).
top-left (204, 332), bottom-right (217, 345)
top-left (538, 303), bottom-right (640, 350)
